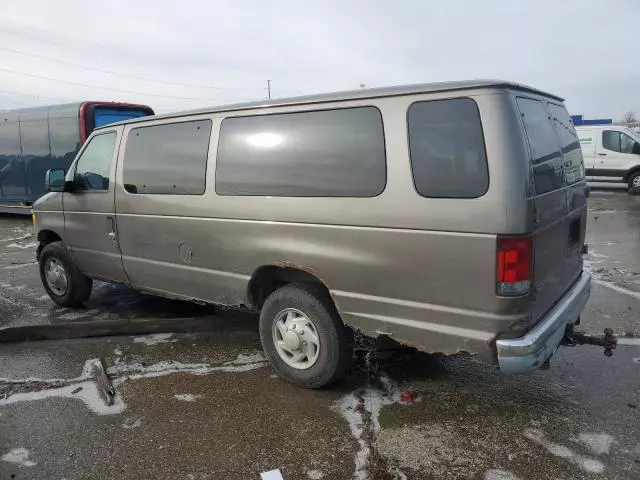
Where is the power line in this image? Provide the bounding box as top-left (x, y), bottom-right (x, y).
top-left (0, 66), bottom-right (219, 100)
top-left (0, 87), bottom-right (75, 102)
top-left (0, 44), bottom-right (260, 92)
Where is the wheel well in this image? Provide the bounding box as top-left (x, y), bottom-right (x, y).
top-left (623, 167), bottom-right (640, 182)
top-left (248, 265), bottom-right (331, 310)
top-left (37, 230), bottom-right (61, 245)
top-left (36, 230), bottom-right (62, 258)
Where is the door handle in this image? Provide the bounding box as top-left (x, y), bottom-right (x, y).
top-left (597, 153), bottom-right (607, 156)
top-left (106, 216), bottom-right (117, 244)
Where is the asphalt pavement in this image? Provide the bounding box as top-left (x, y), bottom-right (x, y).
top-left (0, 189), bottom-right (639, 479)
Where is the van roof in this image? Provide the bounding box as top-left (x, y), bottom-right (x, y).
top-left (96, 79), bottom-right (563, 129)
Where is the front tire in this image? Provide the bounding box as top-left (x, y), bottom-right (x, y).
top-left (628, 171), bottom-right (640, 195)
top-left (39, 242), bottom-right (93, 307)
top-left (259, 283), bottom-right (352, 388)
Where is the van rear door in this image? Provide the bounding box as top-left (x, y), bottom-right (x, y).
top-left (516, 97), bottom-right (586, 324)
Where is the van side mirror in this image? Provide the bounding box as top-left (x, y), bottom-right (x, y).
top-left (45, 169), bottom-right (67, 192)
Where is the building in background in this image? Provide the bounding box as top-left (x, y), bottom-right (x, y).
top-left (570, 114), bottom-right (613, 126)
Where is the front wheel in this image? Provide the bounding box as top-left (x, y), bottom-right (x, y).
top-left (39, 241), bottom-right (93, 307)
top-left (259, 283), bottom-right (352, 388)
top-left (628, 172), bottom-right (640, 195)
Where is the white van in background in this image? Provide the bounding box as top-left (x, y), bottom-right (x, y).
top-left (577, 125), bottom-right (640, 194)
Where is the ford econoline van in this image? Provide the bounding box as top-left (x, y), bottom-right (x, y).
top-left (33, 80), bottom-right (591, 388)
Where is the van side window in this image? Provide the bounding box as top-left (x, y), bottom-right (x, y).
top-left (407, 98), bottom-right (488, 198)
top-left (215, 107), bottom-right (386, 197)
top-left (602, 130), bottom-right (639, 154)
top-left (74, 132), bottom-right (116, 191)
top-left (548, 103), bottom-right (584, 185)
top-left (123, 120), bottom-right (212, 195)
top-left (516, 98), bottom-right (563, 195)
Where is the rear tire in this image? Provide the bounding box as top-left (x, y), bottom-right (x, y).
top-left (628, 172), bottom-right (640, 195)
top-left (39, 241), bottom-right (93, 307)
top-left (259, 283), bottom-right (352, 388)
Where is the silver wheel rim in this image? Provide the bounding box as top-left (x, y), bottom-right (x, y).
top-left (272, 308), bottom-right (320, 370)
top-left (633, 176), bottom-right (640, 188)
top-left (45, 258), bottom-right (68, 296)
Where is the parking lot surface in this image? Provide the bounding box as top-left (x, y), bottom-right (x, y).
top-left (1, 189), bottom-right (639, 479)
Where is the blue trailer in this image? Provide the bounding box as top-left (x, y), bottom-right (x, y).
top-left (0, 101), bottom-right (154, 213)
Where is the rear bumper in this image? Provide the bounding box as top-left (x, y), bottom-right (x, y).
top-left (496, 272), bottom-right (591, 373)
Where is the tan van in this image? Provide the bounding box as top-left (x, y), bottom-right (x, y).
top-left (33, 80), bottom-right (591, 388)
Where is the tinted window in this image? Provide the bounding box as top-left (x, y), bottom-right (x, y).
top-left (75, 133), bottom-right (116, 191)
top-left (123, 120), bottom-right (211, 195)
top-left (548, 103), bottom-right (585, 185)
top-left (0, 121), bottom-right (26, 200)
top-left (602, 130), bottom-right (639, 154)
top-left (407, 98), bottom-right (488, 198)
top-left (516, 98), bottom-right (563, 194)
top-left (215, 107), bottom-right (386, 197)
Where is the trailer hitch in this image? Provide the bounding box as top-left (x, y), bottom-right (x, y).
top-left (562, 326), bottom-right (617, 357)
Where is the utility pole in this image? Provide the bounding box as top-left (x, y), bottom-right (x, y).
top-left (267, 80), bottom-right (271, 100)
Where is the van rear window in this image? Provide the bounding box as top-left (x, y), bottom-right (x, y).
top-left (548, 103), bottom-right (584, 185)
top-left (407, 98), bottom-right (488, 198)
top-left (516, 98), bottom-right (564, 194)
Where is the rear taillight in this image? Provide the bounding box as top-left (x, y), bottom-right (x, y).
top-left (497, 236), bottom-right (532, 296)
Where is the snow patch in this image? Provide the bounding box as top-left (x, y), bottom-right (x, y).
top-left (592, 278), bottom-right (640, 300)
top-left (4, 262), bottom-right (37, 270)
top-left (133, 333), bottom-right (177, 345)
top-left (307, 469), bottom-right (324, 479)
top-left (334, 375), bottom-right (414, 480)
top-left (577, 433), bottom-right (614, 455)
top-left (233, 353), bottom-right (267, 364)
top-left (0, 354), bottom-right (266, 416)
top-left (109, 353), bottom-right (267, 382)
top-left (1, 233), bottom-right (33, 242)
top-left (524, 429), bottom-right (604, 473)
top-left (0, 381), bottom-right (126, 415)
top-left (174, 394), bottom-right (202, 402)
top-left (618, 337), bottom-right (640, 346)
top-left (6, 242), bottom-right (38, 249)
top-left (1, 448), bottom-right (36, 467)
top-left (485, 470), bottom-right (522, 480)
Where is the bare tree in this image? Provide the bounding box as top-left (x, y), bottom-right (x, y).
top-left (622, 110), bottom-right (637, 125)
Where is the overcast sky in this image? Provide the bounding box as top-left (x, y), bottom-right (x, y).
top-left (0, 0), bottom-right (638, 118)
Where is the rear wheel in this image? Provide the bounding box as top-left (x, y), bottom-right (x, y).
top-left (39, 242), bottom-right (93, 307)
top-left (628, 172), bottom-right (640, 195)
top-left (259, 283), bottom-right (352, 388)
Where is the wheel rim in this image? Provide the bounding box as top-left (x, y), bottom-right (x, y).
top-left (272, 308), bottom-right (320, 370)
top-left (633, 176), bottom-right (640, 188)
top-left (44, 258), bottom-right (68, 296)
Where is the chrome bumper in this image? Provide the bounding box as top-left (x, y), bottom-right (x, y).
top-left (496, 272), bottom-right (591, 373)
